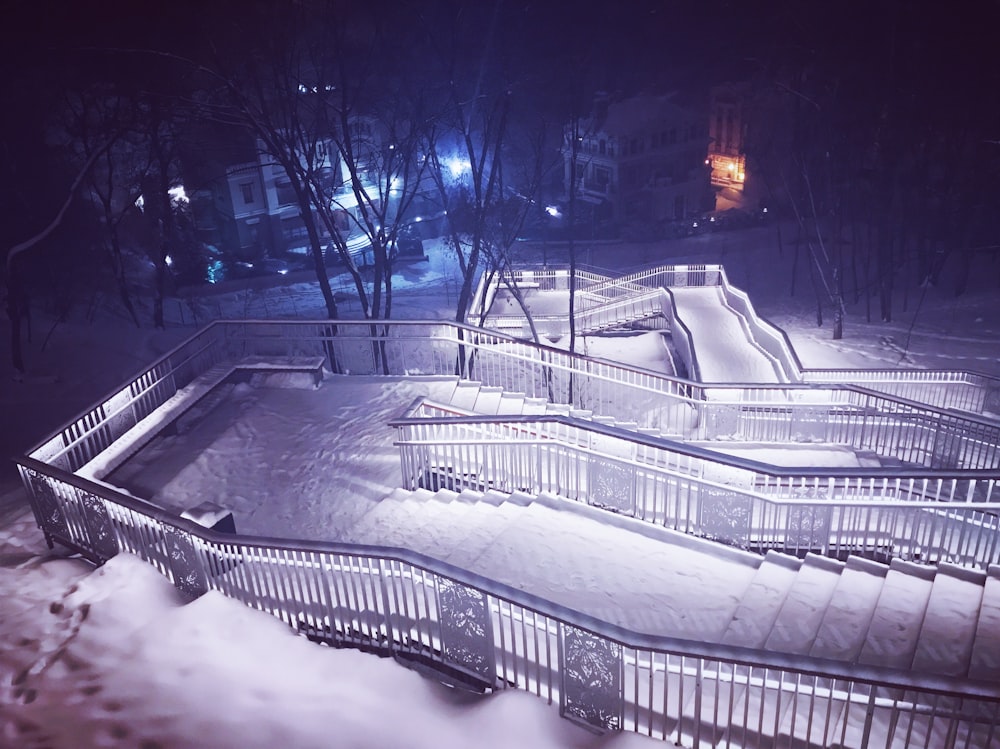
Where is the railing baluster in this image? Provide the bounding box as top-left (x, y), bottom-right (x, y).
top-left (14, 317), bottom-right (1000, 747)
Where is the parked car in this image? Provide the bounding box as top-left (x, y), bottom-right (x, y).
top-left (389, 224), bottom-right (425, 259)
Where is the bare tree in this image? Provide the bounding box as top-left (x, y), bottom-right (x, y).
top-left (62, 85), bottom-right (151, 327)
top-left (5, 144), bottom-right (111, 374)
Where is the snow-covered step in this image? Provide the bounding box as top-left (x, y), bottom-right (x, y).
top-left (833, 698), bottom-right (878, 749)
top-left (544, 403), bottom-right (571, 417)
top-left (910, 562), bottom-right (985, 677)
top-left (347, 488), bottom-right (467, 549)
top-left (473, 500), bottom-right (753, 640)
top-left (496, 392), bottom-right (526, 415)
top-left (343, 488), bottom-right (425, 544)
top-left (968, 565), bottom-right (1000, 681)
top-left (392, 493), bottom-right (486, 556)
top-left (472, 386), bottom-right (504, 414)
top-left (392, 501), bottom-right (473, 550)
top-left (439, 499), bottom-right (526, 570)
top-left (676, 662), bottom-right (752, 748)
top-left (764, 553), bottom-right (844, 655)
top-left (449, 381), bottom-right (482, 410)
top-left (520, 397), bottom-right (548, 416)
top-left (810, 556), bottom-right (888, 663)
top-left (857, 559), bottom-right (935, 670)
top-left (479, 488), bottom-right (521, 507)
top-left (835, 690), bottom-right (961, 749)
top-left (423, 377), bottom-right (461, 407)
top-left (503, 490), bottom-right (536, 507)
top-left (721, 551), bottom-right (801, 649)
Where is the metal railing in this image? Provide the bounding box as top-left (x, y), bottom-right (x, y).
top-left (471, 262), bottom-right (1000, 416)
top-left (485, 288), bottom-right (669, 338)
top-left (392, 403), bottom-right (1000, 568)
top-left (713, 268), bottom-right (804, 383)
top-left (28, 320), bottom-right (1000, 482)
top-left (16, 457), bottom-right (1000, 748)
top-left (17, 317), bottom-right (1000, 746)
top-left (803, 368), bottom-right (1000, 416)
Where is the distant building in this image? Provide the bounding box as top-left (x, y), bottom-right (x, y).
top-left (707, 82), bottom-right (749, 192)
top-left (564, 93), bottom-right (713, 226)
top-left (183, 117), bottom-right (386, 261)
top-left (707, 80), bottom-right (792, 212)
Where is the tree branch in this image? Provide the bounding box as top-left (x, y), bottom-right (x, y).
top-left (6, 139), bottom-right (114, 276)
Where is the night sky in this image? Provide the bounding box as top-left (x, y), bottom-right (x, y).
top-left (1, 0), bottom-right (999, 246)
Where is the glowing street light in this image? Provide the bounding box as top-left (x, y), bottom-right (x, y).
top-left (445, 156), bottom-right (471, 180)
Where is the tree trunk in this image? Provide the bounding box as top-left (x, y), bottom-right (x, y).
top-left (790, 225), bottom-right (801, 298)
top-left (5, 139), bottom-right (110, 372)
top-left (832, 269), bottom-right (843, 340)
top-left (877, 227), bottom-right (893, 323)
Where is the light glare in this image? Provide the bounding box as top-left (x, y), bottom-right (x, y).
top-left (445, 156), bottom-right (471, 179)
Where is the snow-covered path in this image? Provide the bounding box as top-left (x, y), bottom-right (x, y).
top-left (670, 286), bottom-right (782, 383)
top-left (105, 375), bottom-right (461, 542)
top-left (102, 372), bottom-right (761, 643)
top-left (343, 488), bottom-right (759, 640)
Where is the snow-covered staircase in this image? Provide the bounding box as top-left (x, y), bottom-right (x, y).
top-left (346, 486), bottom-right (1000, 684)
top-left (341, 484), bottom-right (1000, 746)
top-left (241, 358), bottom-right (999, 742)
top-left (439, 378), bottom-right (662, 437)
top-left (342, 486), bottom-right (759, 640)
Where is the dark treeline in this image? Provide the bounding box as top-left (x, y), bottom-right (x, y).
top-left (2, 0), bottom-right (998, 370)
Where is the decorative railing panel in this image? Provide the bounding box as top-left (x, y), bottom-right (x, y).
top-left (15, 458), bottom-right (1000, 747)
top-left (392, 408), bottom-right (1000, 568)
top-left (16, 315), bottom-right (1000, 746)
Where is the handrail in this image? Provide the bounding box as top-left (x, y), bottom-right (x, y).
top-left (393, 404), bottom-right (1000, 482)
top-left (475, 262), bottom-right (999, 414)
top-left (16, 315), bottom-right (1000, 743)
top-left (715, 266), bottom-right (804, 382)
top-left (17, 454), bottom-right (1000, 706)
top-left (391, 404), bottom-right (1000, 567)
top-left (27, 320), bottom-right (1000, 476)
top-left (485, 288), bottom-right (667, 337)
top-left (660, 287), bottom-right (700, 381)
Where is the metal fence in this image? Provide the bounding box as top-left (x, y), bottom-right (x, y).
top-left (17, 317), bottom-right (1000, 747)
top-left (392, 403), bottom-right (1000, 568)
top-left (471, 263), bottom-right (1000, 416)
top-left (16, 457), bottom-right (1000, 748)
top-left (803, 368), bottom-right (1000, 416)
top-left (485, 288), bottom-right (669, 338)
top-left (32, 320), bottom-right (1000, 482)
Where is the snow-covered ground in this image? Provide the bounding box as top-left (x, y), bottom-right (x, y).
top-left (669, 285), bottom-right (781, 382)
top-left (2, 227), bottom-right (999, 747)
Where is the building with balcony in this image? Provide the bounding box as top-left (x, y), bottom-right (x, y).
top-left (184, 116), bottom-right (388, 262)
top-left (563, 93), bottom-right (713, 227)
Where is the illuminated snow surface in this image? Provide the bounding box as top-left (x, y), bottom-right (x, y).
top-left (2, 229), bottom-right (999, 748)
top-left (669, 286), bottom-right (782, 383)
